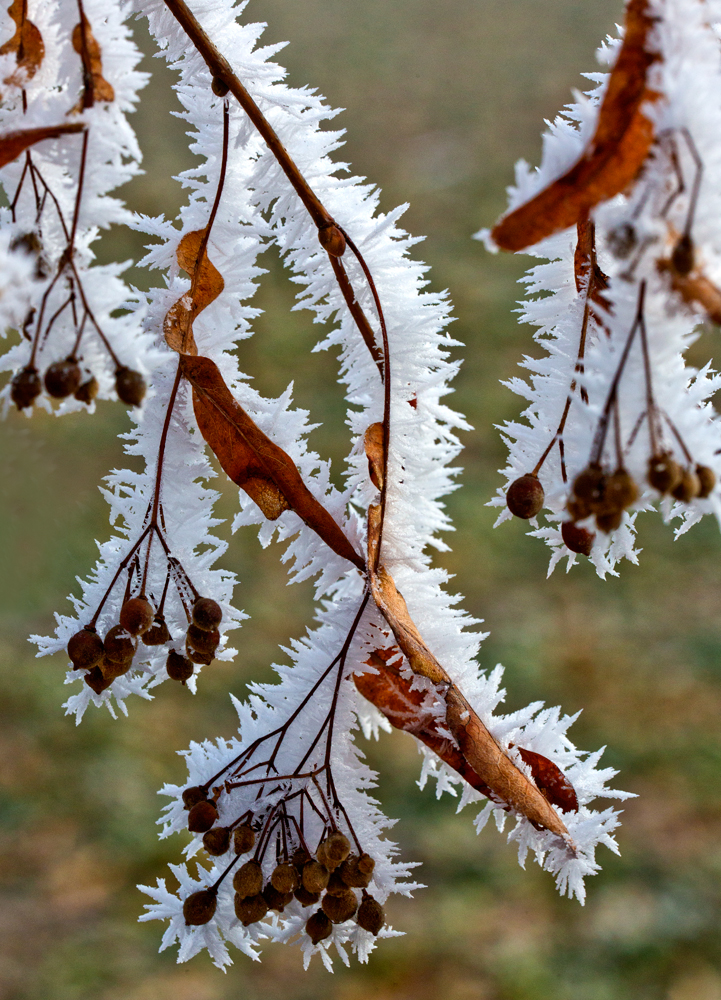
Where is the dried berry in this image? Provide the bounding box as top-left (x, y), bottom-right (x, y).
top-left (203, 826), bottom-right (231, 856)
top-left (339, 853), bottom-right (374, 889)
top-left (187, 800), bottom-right (218, 833)
top-left (671, 233), bottom-right (695, 277)
top-left (119, 596), bottom-right (155, 636)
top-left (671, 466), bottom-right (701, 503)
top-left (566, 496), bottom-right (592, 522)
top-left (696, 464), bottom-right (716, 499)
top-left (233, 823), bottom-right (256, 855)
top-left (44, 358), bottom-right (82, 399)
top-left (166, 649), bottom-right (194, 684)
top-left (292, 847), bottom-right (311, 869)
top-left (294, 885), bottom-right (321, 907)
top-left (595, 509), bottom-right (623, 533)
top-left (115, 366), bottom-right (146, 407)
top-left (318, 224), bottom-right (346, 257)
top-left (103, 624), bottom-right (135, 664)
top-left (506, 473), bottom-right (544, 519)
top-left (192, 597), bottom-right (223, 631)
top-left (573, 464), bottom-right (605, 510)
top-left (325, 869), bottom-right (348, 895)
top-left (263, 883), bottom-right (293, 912)
top-left (305, 910), bottom-right (332, 945)
top-left (234, 892), bottom-right (268, 926)
top-left (142, 618), bottom-right (171, 646)
top-left (607, 221), bottom-right (637, 259)
top-left (232, 860), bottom-right (263, 899)
top-left (648, 453), bottom-right (682, 494)
top-left (357, 895), bottom-right (385, 935)
top-left (302, 860), bottom-right (330, 893)
top-left (11, 366), bottom-right (41, 410)
top-left (211, 76), bottom-right (229, 97)
top-left (74, 376), bottom-right (98, 405)
top-left (182, 786), bottom-right (206, 809)
top-left (322, 889), bottom-right (358, 924)
top-left (270, 863), bottom-right (299, 894)
top-left (356, 853), bottom-right (375, 876)
top-left (84, 666), bottom-right (112, 694)
top-left (316, 831), bottom-right (350, 871)
top-left (561, 520), bottom-right (595, 557)
top-left (604, 468), bottom-right (638, 511)
top-left (67, 628), bottom-right (103, 670)
top-left (187, 624), bottom-right (220, 654)
top-left (98, 655), bottom-right (131, 680)
top-left (183, 888), bottom-right (217, 925)
top-left (185, 642), bottom-right (213, 666)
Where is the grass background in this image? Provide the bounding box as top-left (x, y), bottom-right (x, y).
top-left (3, 1), bottom-right (721, 997)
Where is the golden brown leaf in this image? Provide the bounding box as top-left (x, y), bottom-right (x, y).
top-left (1, 0), bottom-right (44, 85)
top-left (515, 747), bottom-right (579, 814)
top-left (364, 422), bottom-right (384, 491)
top-left (491, 0), bottom-right (659, 252)
top-left (0, 123), bottom-right (84, 169)
top-left (182, 354), bottom-right (364, 569)
top-left (163, 229), bottom-right (225, 355)
top-left (71, 14), bottom-right (114, 109)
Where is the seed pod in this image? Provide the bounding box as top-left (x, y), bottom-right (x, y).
top-left (270, 863), bottom-right (299, 894)
top-left (185, 642), bottom-right (213, 666)
top-left (696, 464), bottom-right (716, 499)
top-left (142, 618), bottom-right (171, 646)
top-left (166, 649), bottom-right (194, 684)
top-left (325, 869), bottom-right (348, 896)
top-left (203, 826), bottom-right (231, 856)
top-left (671, 467), bottom-right (701, 503)
top-left (305, 910), bottom-right (332, 945)
top-left (263, 883), bottom-right (293, 912)
top-left (187, 800), bottom-right (218, 833)
top-left (357, 895), bottom-right (385, 935)
top-left (84, 666), bottom-right (112, 694)
top-left (187, 624), bottom-right (220, 654)
top-left (211, 76), bottom-right (229, 97)
top-left (322, 889), bottom-right (358, 924)
top-left (67, 628), bottom-right (104, 670)
top-left (648, 453), bottom-right (682, 494)
top-left (233, 823), bottom-right (256, 855)
top-left (302, 860), bottom-right (330, 893)
top-left (119, 596), bottom-right (155, 636)
top-left (104, 624), bottom-right (135, 664)
top-left (115, 366), bottom-right (146, 407)
top-left (44, 358), bottom-right (82, 399)
top-left (356, 853), bottom-right (375, 876)
top-left (561, 520), bottom-right (595, 557)
top-left (604, 469), bottom-right (638, 511)
top-left (595, 509), bottom-right (623, 533)
top-left (339, 853), bottom-right (374, 889)
top-left (182, 785), bottom-right (206, 810)
top-left (318, 224), bottom-right (346, 257)
top-left (292, 847), bottom-right (311, 869)
top-left (317, 831), bottom-right (350, 871)
top-left (234, 892), bottom-right (268, 926)
top-left (566, 496), bottom-right (592, 522)
top-left (671, 233), bottom-right (695, 277)
top-left (183, 888), bottom-right (217, 925)
top-left (74, 376), bottom-right (99, 405)
top-left (294, 885), bottom-right (321, 907)
top-left (607, 221), bottom-right (637, 260)
top-left (192, 597), bottom-right (223, 632)
top-left (99, 655), bottom-right (131, 680)
top-left (573, 464), bottom-right (605, 510)
top-left (506, 474), bottom-right (544, 519)
top-left (11, 366), bottom-right (42, 410)
top-left (233, 859), bottom-right (263, 899)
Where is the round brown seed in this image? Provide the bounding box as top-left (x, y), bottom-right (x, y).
top-left (302, 860), bottom-right (330, 893)
top-left (322, 889), bottom-right (358, 924)
top-left (305, 910), bottom-right (332, 945)
top-left (115, 366), bottom-right (146, 407)
top-left (99, 655), bottom-right (131, 680)
top-left (671, 467), bottom-right (701, 503)
top-left (232, 860), bottom-right (263, 899)
top-left (607, 222), bottom-right (637, 260)
top-left (44, 358), bottom-right (82, 399)
top-left (211, 76), bottom-right (229, 97)
top-left (84, 666), bottom-right (112, 694)
top-left (357, 895), bottom-right (385, 935)
top-left (186, 642), bottom-right (213, 665)
top-left (119, 596), bottom-right (155, 636)
top-left (74, 376), bottom-right (98, 405)
top-left (11, 366), bottom-right (42, 410)
top-left (573, 464), bottom-right (606, 510)
top-left (203, 826), bottom-right (231, 856)
top-left (339, 854), bottom-right (374, 889)
top-left (270, 863), bottom-right (299, 894)
top-left (604, 469), bottom-right (638, 511)
top-left (671, 233), bottom-right (695, 277)
top-left (192, 597), bottom-right (223, 632)
top-left (561, 520), bottom-right (595, 557)
top-left (187, 800), bottom-right (218, 833)
top-left (234, 892), bottom-right (268, 926)
top-left (104, 624), bottom-right (135, 664)
top-left (183, 888), bottom-right (217, 925)
top-left (317, 831), bottom-right (350, 870)
top-left (696, 464), bottom-right (716, 499)
top-left (187, 624), bottom-right (220, 654)
top-left (506, 474), bottom-right (544, 519)
top-left (356, 853), bottom-right (375, 876)
top-left (233, 823), bottom-right (256, 855)
top-left (166, 649), bottom-right (194, 684)
top-left (142, 618), bottom-right (171, 646)
top-left (595, 509), bottom-right (623, 533)
top-left (263, 883), bottom-right (293, 912)
top-left (182, 785), bottom-right (206, 810)
top-left (67, 628), bottom-right (104, 670)
top-left (648, 453), bottom-right (682, 494)
top-left (294, 885), bottom-right (321, 907)
top-left (318, 224), bottom-right (346, 258)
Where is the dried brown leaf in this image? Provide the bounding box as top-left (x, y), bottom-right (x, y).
top-left (182, 354), bottom-right (364, 568)
top-left (364, 422), bottom-right (384, 491)
top-left (1, 0), bottom-right (44, 85)
top-left (0, 123), bottom-right (84, 169)
top-left (71, 14), bottom-right (114, 109)
top-left (515, 747), bottom-right (579, 814)
top-left (492, 0), bottom-right (659, 252)
top-left (163, 229), bottom-right (225, 355)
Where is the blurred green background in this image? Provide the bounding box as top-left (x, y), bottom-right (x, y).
top-left (4, 1), bottom-right (721, 997)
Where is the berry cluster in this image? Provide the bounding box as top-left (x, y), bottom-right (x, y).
top-left (11, 359), bottom-right (145, 410)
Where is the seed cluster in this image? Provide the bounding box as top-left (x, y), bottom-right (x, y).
top-left (11, 361), bottom-right (145, 410)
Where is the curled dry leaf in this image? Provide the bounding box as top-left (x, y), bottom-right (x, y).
top-left (491, 0), bottom-right (660, 252)
top-left (1, 0), bottom-right (44, 86)
top-left (657, 257), bottom-right (721, 325)
top-left (0, 123), bottom-right (84, 169)
top-left (364, 504), bottom-right (573, 842)
top-left (514, 747), bottom-right (579, 814)
top-left (164, 229), bottom-right (224, 355)
top-left (364, 422), bottom-right (384, 491)
top-left (182, 354), bottom-right (364, 568)
top-left (71, 13), bottom-right (114, 109)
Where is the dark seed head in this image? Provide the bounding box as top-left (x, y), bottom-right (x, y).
top-left (561, 520), bottom-right (595, 556)
top-left (183, 888), bottom-right (217, 925)
top-left (604, 469), bottom-right (638, 511)
top-left (211, 76), bottom-right (229, 97)
top-left (648, 453), bottom-right (682, 494)
top-left (84, 665), bottom-right (112, 694)
top-left (115, 366), bottom-right (146, 407)
top-left (607, 222), bottom-right (637, 260)
top-left (187, 623), bottom-right (220, 654)
top-left (573, 464), bottom-right (606, 510)
top-left (187, 800), bottom-right (218, 833)
top-left (263, 883), bottom-right (293, 912)
top-left (104, 624), bottom-right (135, 664)
top-left (233, 823), bottom-right (256, 855)
top-left (356, 853), bottom-right (375, 876)
top-left (595, 509), bottom-right (623, 533)
top-left (294, 885), bottom-right (321, 907)
top-left (182, 785), bottom-right (207, 810)
top-left (142, 618), bottom-right (171, 646)
top-left (99, 655), bottom-right (131, 680)
top-left (322, 889), bottom-right (358, 924)
top-left (506, 474), bottom-right (544, 519)
top-left (270, 863), bottom-right (299, 894)
top-left (119, 596), bottom-right (155, 636)
top-left (203, 826), bottom-right (231, 856)
top-left (696, 464), bottom-right (716, 499)
top-left (67, 628), bottom-right (104, 670)
top-left (671, 467), bottom-right (701, 503)
top-left (357, 895), bottom-right (385, 935)
top-left (318, 224), bottom-right (346, 257)
top-left (186, 642), bottom-right (214, 666)
top-left (339, 853), bottom-right (374, 889)
top-left (232, 860), bottom-right (263, 899)
top-left (11, 366), bottom-right (41, 410)
top-left (166, 649), bottom-right (194, 684)
top-left (326, 869), bottom-right (349, 896)
top-left (305, 910), bottom-right (332, 945)
top-left (302, 860), bottom-right (330, 894)
top-left (316, 831), bottom-right (350, 870)
top-left (234, 892), bottom-right (268, 926)
top-left (671, 233), bottom-right (695, 277)
top-left (44, 358), bottom-right (82, 399)
top-left (74, 376), bottom-right (99, 405)
top-left (192, 597), bottom-right (223, 632)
